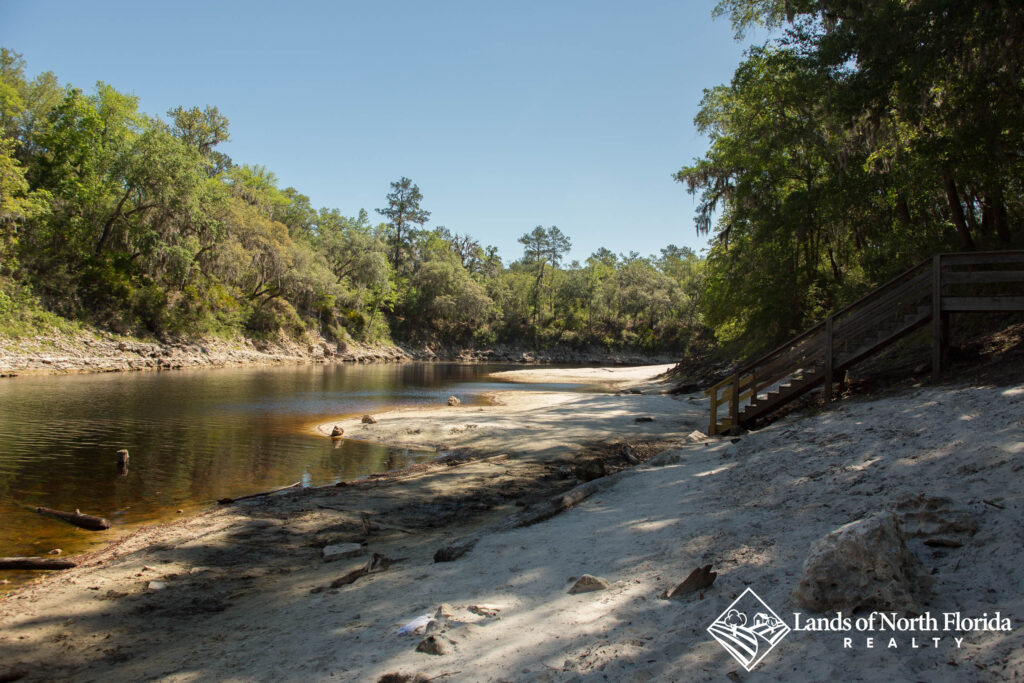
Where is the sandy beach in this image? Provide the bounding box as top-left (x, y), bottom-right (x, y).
top-left (1, 363), bottom-right (1022, 681)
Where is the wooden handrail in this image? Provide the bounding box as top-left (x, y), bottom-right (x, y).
top-left (705, 250), bottom-right (1024, 435)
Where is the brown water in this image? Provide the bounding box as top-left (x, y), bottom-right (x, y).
top-left (0, 362), bottom-right (588, 589)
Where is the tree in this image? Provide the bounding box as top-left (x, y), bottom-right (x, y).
top-left (168, 105), bottom-right (231, 174)
top-left (376, 177), bottom-right (430, 272)
top-left (0, 137), bottom-right (49, 273)
top-left (680, 0), bottom-right (1023, 354)
top-left (517, 225), bottom-right (571, 323)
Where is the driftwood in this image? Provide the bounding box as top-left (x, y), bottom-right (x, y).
top-left (434, 472), bottom-right (633, 562)
top-left (0, 556), bottom-right (77, 570)
top-left (218, 482), bottom-right (301, 505)
top-left (360, 512), bottom-right (415, 535)
top-left (661, 564), bottom-right (717, 600)
top-left (311, 553), bottom-right (396, 593)
top-left (312, 506), bottom-right (416, 534)
top-left (36, 506), bottom-right (110, 531)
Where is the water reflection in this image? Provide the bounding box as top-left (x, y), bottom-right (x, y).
top-left (0, 362), bottom-right (567, 577)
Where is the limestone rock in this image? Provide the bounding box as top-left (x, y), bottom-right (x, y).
top-left (793, 512), bottom-right (933, 614)
top-left (361, 414), bottom-right (378, 424)
top-left (685, 429), bottom-right (708, 443)
top-left (446, 396), bottom-right (461, 406)
top-left (568, 574), bottom-right (611, 594)
top-left (890, 495), bottom-right (978, 546)
top-left (322, 542), bottom-right (363, 562)
top-left (415, 634), bottom-right (453, 655)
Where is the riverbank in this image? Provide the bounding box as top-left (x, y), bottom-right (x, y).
top-left (0, 329), bottom-right (676, 377)
top-left (2, 365), bottom-right (1021, 681)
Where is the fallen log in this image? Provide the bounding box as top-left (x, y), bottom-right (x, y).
top-left (434, 471), bottom-right (637, 562)
top-left (360, 512), bottom-right (415, 535)
top-left (36, 506), bottom-right (110, 531)
top-left (311, 553), bottom-right (397, 593)
top-left (218, 481), bottom-right (301, 505)
top-left (0, 556), bottom-right (77, 570)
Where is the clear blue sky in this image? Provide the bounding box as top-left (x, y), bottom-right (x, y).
top-left (1, 1), bottom-right (759, 264)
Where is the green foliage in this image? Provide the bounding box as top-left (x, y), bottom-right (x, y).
top-left (681, 2), bottom-right (1024, 355)
top-left (0, 49), bottom-right (709, 354)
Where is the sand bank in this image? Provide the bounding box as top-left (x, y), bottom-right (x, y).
top-left (1, 365), bottom-right (1021, 682)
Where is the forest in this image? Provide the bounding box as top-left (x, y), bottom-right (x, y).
top-left (681, 0), bottom-right (1024, 353)
top-left (2, 0), bottom-right (1022, 359)
top-left (0, 48), bottom-right (703, 354)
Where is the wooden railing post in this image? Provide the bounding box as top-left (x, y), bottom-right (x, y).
top-left (932, 254), bottom-right (946, 379)
top-left (708, 387), bottom-right (718, 435)
top-left (824, 316), bottom-right (834, 402)
top-left (729, 373), bottom-right (740, 433)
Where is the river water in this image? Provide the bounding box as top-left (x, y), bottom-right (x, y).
top-left (0, 362), bottom-right (586, 587)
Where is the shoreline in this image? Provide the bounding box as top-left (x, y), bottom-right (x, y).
top-left (3, 366), bottom-right (1020, 680)
top-left (0, 330), bottom-right (678, 378)
top-left (0, 363), bottom-right (699, 680)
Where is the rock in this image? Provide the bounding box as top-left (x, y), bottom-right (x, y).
top-left (446, 396), bottom-right (461, 406)
top-left (660, 564), bottom-right (717, 600)
top-left (322, 543), bottom-right (363, 562)
top-left (468, 604), bottom-right (501, 616)
top-left (361, 414), bottom-right (377, 424)
top-left (568, 574), bottom-right (611, 594)
top-left (572, 459), bottom-right (606, 482)
top-left (434, 603), bottom-right (455, 619)
top-left (628, 388), bottom-right (643, 394)
top-left (792, 512), bottom-right (933, 614)
top-left (147, 581), bottom-right (167, 591)
top-left (685, 429), bottom-right (708, 443)
top-left (635, 416), bottom-right (655, 423)
top-left (415, 634), bottom-right (453, 655)
top-left (330, 425), bottom-right (344, 438)
top-left (890, 495), bottom-right (979, 546)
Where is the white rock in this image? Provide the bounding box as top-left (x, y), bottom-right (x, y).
top-left (793, 512), bottom-right (933, 614)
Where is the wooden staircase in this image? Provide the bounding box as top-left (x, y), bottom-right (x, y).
top-left (705, 251), bottom-right (1024, 435)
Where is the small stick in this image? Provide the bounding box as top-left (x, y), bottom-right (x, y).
top-left (218, 482), bottom-right (301, 505)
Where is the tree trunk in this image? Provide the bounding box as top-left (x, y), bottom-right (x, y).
top-left (989, 188), bottom-right (1012, 245)
top-left (943, 173), bottom-right (975, 250)
top-left (96, 187), bottom-right (133, 255)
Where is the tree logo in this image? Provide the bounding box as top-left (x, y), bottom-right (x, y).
top-left (707, 587), bottom-right (790, 671)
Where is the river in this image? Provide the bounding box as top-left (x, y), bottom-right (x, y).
top-left (0, 362), bottom-right (589, 588)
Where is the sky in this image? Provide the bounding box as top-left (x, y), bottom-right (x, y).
top-left (0, 1), bottom-right (761, 264)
